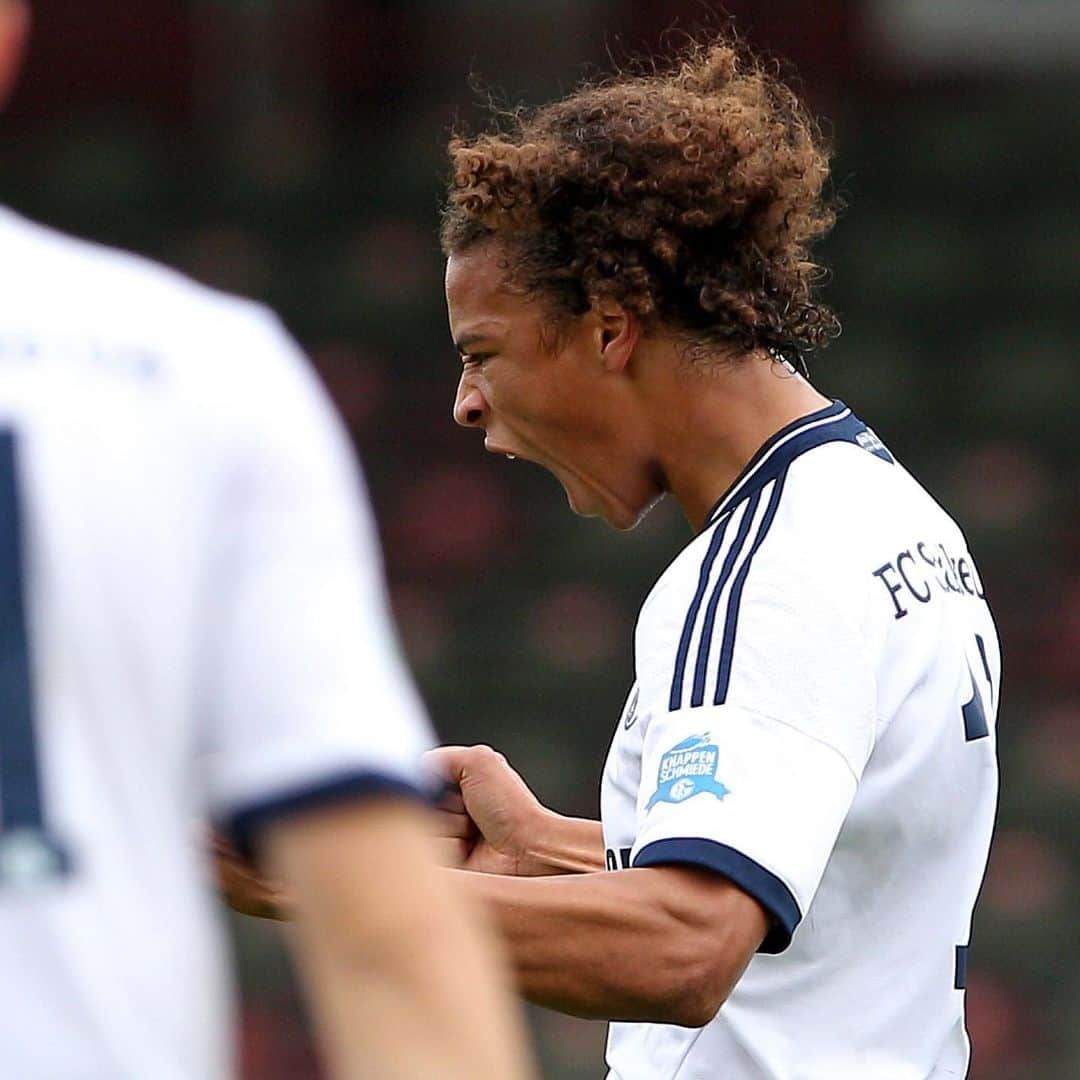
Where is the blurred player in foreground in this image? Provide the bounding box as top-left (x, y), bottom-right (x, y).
top-left (0, 2), bottom-right (533, 1077)
top-left (433, 32), bottom-right (1001, 1079)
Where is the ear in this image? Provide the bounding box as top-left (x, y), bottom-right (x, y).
top-left (594, 301), bottom-right (640, 375)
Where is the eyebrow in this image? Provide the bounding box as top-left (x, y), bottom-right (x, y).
top-left (454, 326), bottom-right (503, 354)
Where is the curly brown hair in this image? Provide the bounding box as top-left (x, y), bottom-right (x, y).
top-left (440, 36), bottom-right (840, 360)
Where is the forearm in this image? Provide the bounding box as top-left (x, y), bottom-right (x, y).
top-left (301, 889), bottom-right (527, 1079)
top-left (269, 801), bottom-right (535, 1080)
top-left (452, 865), bottom-right (765, 1026)
top-left (299, 926), bottom-right (480, 1079)
top-left (523, 811), bottom-right (605, 875)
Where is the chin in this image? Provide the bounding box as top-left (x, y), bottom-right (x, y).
top-left (611, 495), bottom-right (664, 531)
top-left (565, 486), bottom-right (659, 532)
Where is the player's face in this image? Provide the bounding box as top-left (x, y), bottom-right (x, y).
top-left (446, 243), bottom-right (661, 530)
top-left (0, 0), bottom-right (30, 111)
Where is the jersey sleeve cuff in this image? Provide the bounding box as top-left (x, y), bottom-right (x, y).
top-left (633, 837), bottom-right (801, 954)
top-left (224, 769), bottom-right (433, 861)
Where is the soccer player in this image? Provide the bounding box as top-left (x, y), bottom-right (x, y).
top-left (0, 2), bottom-right (534, 1077)
top-left (432, 34), bottom-right (1001, 1079)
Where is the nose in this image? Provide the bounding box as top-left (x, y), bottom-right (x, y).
top-left (453, 375), bottom-right (487, 428)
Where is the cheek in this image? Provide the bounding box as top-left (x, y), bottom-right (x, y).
top-left (483, 367), bottom-right (534, 417)
top-left (485, 355), bottom-right (583, 432)
top-left (507, 380), bottom-right (567, 430)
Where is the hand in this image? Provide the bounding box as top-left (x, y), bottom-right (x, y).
top-left (426, 746), bottom-right (550, 877)
top-left (210, 829), bottom-right (292, 920)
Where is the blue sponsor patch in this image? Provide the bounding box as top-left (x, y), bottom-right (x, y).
top-left (646, 733), bottom-right (730, 809)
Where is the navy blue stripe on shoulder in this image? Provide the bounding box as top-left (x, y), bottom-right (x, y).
top-left (633, 837), bottom-right (801, 953)
top-left (669, 512), bottom-right (735, 712)
top-left (671, 402), bottom-right (892, 714)
top-left (691, 491), bottom-right (761, 708)
top-left (714, 471), bottom-right (788, 705)
top-left (227, 770), bottom-right (431, 860)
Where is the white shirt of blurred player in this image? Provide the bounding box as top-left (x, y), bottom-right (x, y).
top-left (601, 401), bottom-right (999, 1079)
top-left (0, 206), bottom-right (435, 1079)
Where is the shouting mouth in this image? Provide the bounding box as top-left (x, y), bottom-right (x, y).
top-left (484, 436), bottom-right (520, 462)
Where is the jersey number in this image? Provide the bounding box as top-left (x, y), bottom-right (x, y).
top-left (954, 631), bottom-right (994, 989)
top-left (0, 430), bottom-right (71, 886)
top-left (962, 633), bottom-right (993, 742)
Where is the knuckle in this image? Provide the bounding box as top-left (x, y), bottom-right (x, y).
top-left (473, 744), bottom-right (506, 767)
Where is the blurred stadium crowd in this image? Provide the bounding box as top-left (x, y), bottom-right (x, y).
top-left (1, 2), bottom-right (1077, 1077)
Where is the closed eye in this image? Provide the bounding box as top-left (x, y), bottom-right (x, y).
top-left (462, 353), bottom-right (493, 368)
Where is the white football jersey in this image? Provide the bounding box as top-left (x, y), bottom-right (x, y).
top-left (0, 206), bottom-right (435, 1078)
top-left (601, 400), bottom-right (999, 1079)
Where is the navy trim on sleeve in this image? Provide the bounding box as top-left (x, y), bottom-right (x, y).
top-left (227, 770), bottom-right (431, 860)
top-left (633, 837), bottom-right (802, 954)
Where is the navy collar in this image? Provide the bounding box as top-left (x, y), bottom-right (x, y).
top-left (700, 400), bottom-right (892, 530)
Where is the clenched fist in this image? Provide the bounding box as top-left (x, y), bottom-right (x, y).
top-left (427, 745), bottom-right (554, 877)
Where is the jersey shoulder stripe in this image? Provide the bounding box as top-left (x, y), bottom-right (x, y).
top-left (714, 469), bottom-right (789, 705)
top-left (668, 511), bottom-right (737, 711)
top-left (690, 488), bottom-right (763, 708)
top-left (669, 475), bottom-right (784, 713)
top-left (668, 401), bottom-right (895, 714)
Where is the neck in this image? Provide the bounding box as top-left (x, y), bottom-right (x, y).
top-left (636, 340), bottom-right (832, 531)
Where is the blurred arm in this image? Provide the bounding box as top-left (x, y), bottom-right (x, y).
top-left (264, 797), bottom-right (536, 1080)
top-left (195, 316), bottom-right (534, 1072)
top-left (455, 865), bottom-right (767, 1028)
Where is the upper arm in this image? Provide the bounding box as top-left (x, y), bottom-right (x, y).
top-left (264, 796), bottom-right (443, 944)
top-left (630, 509), bottom-right (879, 954)
top-left (197, 311), bottom-right (435, 850)
top-left (633, 863), bottom-right (768, 1020)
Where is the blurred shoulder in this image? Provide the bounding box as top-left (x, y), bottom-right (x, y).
top-left (0, 205), bottom-right (293, 378)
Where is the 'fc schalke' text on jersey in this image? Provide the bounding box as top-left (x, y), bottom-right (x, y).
top-left (601, 401), bottom-right (999, 1079)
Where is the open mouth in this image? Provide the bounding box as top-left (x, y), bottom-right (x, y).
top-left (483, 437), bottom-right (520, 461)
